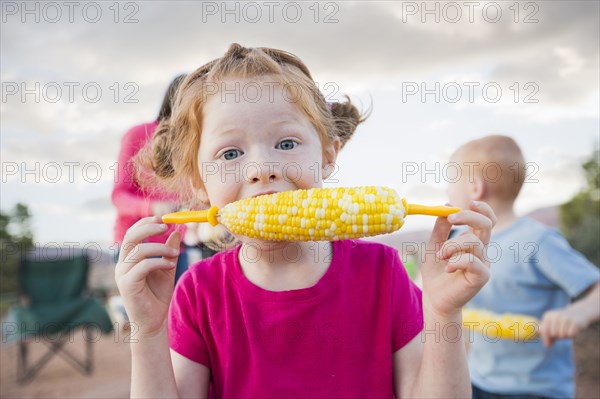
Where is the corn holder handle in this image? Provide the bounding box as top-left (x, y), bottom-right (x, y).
top-left (162, 186), bottom-right (460, 241)
top-left (163, 206), bottom-right (220, 225)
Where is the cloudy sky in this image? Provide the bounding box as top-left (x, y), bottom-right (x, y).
top-left (1, 0), bottom-right (598, 247)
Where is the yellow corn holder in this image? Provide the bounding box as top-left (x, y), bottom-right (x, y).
top-left (462, 308), bottom-right (540, 341)
top-left (163, 186), bottom-right (460, 241)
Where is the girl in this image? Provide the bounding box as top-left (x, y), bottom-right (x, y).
top-left (115, 43), bottom-right (495, 398)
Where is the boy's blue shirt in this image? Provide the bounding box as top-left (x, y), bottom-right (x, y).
top-left (463, 217), bottom-right (599, 398)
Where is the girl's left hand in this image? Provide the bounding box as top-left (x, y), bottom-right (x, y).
top-left (420, 201), bottom-right (496, 319)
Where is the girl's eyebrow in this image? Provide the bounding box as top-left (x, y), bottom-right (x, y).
top-left (214, 117), bottom-right (303, 137)
top-left (271, 112), bottom-right (305, 125)
top-left (213, 127), bottom-right (244, 138)
top-left (269, 120), bottom-right (309, 134)
top-left (209, 109), bottom-right (307, 138)
top-left (273, 119), bottom-right (301, 128)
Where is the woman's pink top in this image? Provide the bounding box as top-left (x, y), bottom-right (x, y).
top-left (111, 121), bottom-right (181, 245)
top-left (169, 239), bottom-right (424, 398)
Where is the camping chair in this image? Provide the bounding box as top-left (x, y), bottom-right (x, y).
top-left (6, 247), bottom-right (113, 384)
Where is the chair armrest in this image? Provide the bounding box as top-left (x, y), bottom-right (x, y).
top-left (86, 287), bottom-right (109, 302)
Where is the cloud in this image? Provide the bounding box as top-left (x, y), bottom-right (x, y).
top-left (427, 119), bottom-right (453, 131)
top-left (1, 1), bottom-right (596, 148)
top-left (1, 130), bottom-right (120, 171)
top-left (3, 2), bottom-right (597, 78)
top-left (1, 1), bottom-right (597, 244)
top-left (81, 196), bottom-right (114, 212)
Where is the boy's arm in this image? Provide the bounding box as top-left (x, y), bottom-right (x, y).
top-left (571, 280), bottom-right (600, 324)
top-left (539, 280), bottom-right (600, 347)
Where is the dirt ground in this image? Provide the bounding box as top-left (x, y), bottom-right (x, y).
top-left (1, 329), bottom-right (131, 398)
top-left (573, 323), bottom-right (600, 398)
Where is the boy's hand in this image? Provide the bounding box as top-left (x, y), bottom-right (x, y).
top-left (421, 201), bottom-right (496, 319)
top-left (539, 308), bottom-right (589, 347)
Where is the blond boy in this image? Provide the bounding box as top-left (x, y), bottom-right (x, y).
top-left (447, 135), bottom-right (600, 398)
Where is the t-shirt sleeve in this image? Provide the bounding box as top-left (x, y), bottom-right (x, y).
top-left (390, 249), bottom-right (424, 352)
top-left (111, 125), bottom-right (153, 217)
top-left (168, 272), bottom-right (211, 368)
top-left (535, 229), bottom-right (600, 298)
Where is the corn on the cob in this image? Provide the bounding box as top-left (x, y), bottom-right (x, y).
top-left (462, 308), bottom-right (539, 341)
top-left (219, 186), bottom-right (405, 241)
top-left (163, 186), bottom-right (460, 241)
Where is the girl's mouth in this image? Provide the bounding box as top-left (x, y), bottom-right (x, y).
top-left (252, 191), bottom-right (279, 198)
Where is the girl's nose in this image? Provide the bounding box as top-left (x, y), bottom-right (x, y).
top-left (245, 160), bottom-right (281, 184)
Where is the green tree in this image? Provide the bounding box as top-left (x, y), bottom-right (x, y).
top-left (560, 148), bottom-right (600, 267)
top-left (0, 203), bottom-right (34, 294)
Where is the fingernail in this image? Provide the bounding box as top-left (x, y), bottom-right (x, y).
top-left (159, 224), bottom-right (168, 230)
top-left (170, 248), bottom-right (179, 255)
top-left (471, 200), bottom-right (480, 207)
top-left (448, 214), bottom-right (457, 222)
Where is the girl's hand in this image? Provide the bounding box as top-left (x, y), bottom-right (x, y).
top-left (421, 201), bottom-right (496, 319)
top-left (115, 216), bottom-right (180, 337)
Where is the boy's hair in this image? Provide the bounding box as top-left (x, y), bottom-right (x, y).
top-left (137, 43), bottom-right (368, 207)
top-left (454, 135), bottom-right (526, 202)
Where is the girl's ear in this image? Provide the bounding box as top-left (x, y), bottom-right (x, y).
top-left (322, 137), bottom-right (341, 180)
top-left (471, 176), bottom-right (486, 201)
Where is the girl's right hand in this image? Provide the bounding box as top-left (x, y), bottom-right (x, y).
top-left (115, 216), bottom-right (180, 337)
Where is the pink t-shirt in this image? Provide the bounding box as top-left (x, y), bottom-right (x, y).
top-left (169, 239), bottom-right (423, 398)
top-left (111, 121), bottom-right (181, 245)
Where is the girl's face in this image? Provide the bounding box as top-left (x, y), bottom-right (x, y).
top-left (197, 77), bottom-right (339, 210)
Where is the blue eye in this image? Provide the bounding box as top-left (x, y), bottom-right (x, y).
top-left (276, 139), bottom-right (298, 150)
top-left (221, 149), bottom-right (242, 160)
